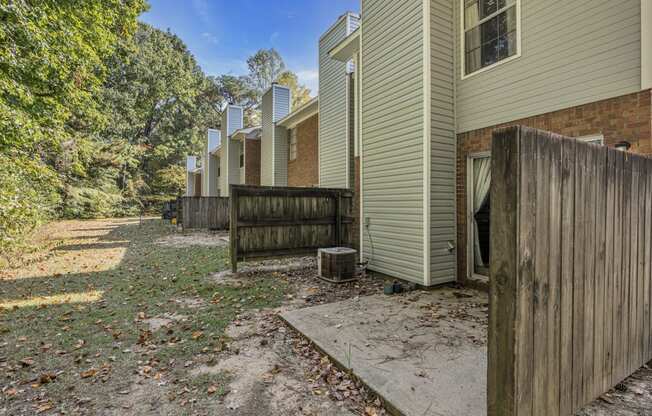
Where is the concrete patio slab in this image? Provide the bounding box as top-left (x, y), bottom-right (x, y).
top-left (281, 287), bottom-right (489, 416)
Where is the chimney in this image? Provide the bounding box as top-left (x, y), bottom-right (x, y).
top-left (186, 156), bottom-right (197, 172)
top-left (261, 84), bottom-right (292, 186)
top-left (220, 105), bottom-right (245, 197)
top-left (207, 129), bottom-right (221, 152)
top-left (222, 105), bottom-right (244, 137)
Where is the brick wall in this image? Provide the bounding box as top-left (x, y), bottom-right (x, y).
top-left (457, 89), bottom-right (652, 283)
top-left (288, 113), bottom-right (319, 187)
top-left (244, 139), bottom-right (261, 186)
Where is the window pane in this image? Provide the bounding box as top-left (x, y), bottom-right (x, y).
top-left (466, 49), bottom-right (481, 74)
top-left (498, 6), bottom-right (517, 35)
top-left (481, 16), bottom-right (499, 43)
top-left (465, 2), bottom-right (479, 28)
top-left (479, 0), bottom-right (498, 19)
top-left (464, 4), bottom-right (518, 75)
top-left (482, 38), bottom-right (499, 67)
top-left (465, 26), bottom-right (481, 52)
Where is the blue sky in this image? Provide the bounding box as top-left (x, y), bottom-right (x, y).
top-left (141, 0), bottom-right (360, 94)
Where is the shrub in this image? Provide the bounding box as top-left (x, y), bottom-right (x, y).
top-left (0, 155), bottom-right (61, 259)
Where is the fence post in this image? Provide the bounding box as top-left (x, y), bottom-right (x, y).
top-left (230, 186), bottom-right (239, 273)
top-left (488, 126), bottom-right (522, 416)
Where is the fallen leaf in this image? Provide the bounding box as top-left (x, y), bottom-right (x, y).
top-left (365, 406), bottom-right (378, 416)
top-left (19, 358), bottom-right (34, 367)
top-left (80, 369), bottom-right (97, 379)
top-left (207, 385), bottom-right (218, 395)
top-left (38, 373), bottom-right (57, 385)
top-left (191, 331), bottom-right (204, 340)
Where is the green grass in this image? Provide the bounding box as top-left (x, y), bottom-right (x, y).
top-left (0, 219), bottom-right (287, 414)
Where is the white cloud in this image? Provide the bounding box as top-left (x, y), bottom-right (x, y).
top-left (296, 69), bottom-right (319, 94)
top-left (201, 32), bottom-right (219, 45)
top-left (191, 0), bottom-right (211, 24)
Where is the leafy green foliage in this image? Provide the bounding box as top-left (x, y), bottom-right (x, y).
top-left (0, 5), bottom-right (313, 256)
top-left (222, 48), bottom-right (313, 123)
top-left (151, 165), bottom-right (187, 196)
top-left (0, 0), bottom-right (146, 253)
top-left (99, 23), bottom-right (222, 210)
top-left (0, 155), bottom-right (61, 261)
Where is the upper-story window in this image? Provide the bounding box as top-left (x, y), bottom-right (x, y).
top-left (463, 0), bottom-right (520, 77)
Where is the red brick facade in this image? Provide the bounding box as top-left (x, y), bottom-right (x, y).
top-left (288, 114), bottom-right (319, 187)
top-left (244, 139), bottom-right (261, 186)
top-left (456, 89), bottom-right (652, 283)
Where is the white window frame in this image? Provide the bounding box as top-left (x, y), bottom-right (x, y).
top-left (466, 151), bottom-right (491, 281)
top-left (289, 129), bottom-right (298, 161)
top-left (460, 0), bottom-right (522, 80)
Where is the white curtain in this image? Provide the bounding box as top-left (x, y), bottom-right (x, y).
top-left (473, 158), bottom-right (491, 268)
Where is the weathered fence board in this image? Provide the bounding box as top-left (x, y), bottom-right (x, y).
top-left (229, 185), bottom-right (354, 272)
top-left (180, 197), bottom-right (229, 230)
top-left (489, 126), bottom-right (652, 416)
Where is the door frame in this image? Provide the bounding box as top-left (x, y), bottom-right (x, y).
top-left (466, 151), bottom-right (491, 281)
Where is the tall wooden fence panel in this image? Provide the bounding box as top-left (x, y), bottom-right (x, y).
top-left (180, 197), bottom-right (229, 230)
top-left (230, 185), bottom-right (354, 271)
top-left (489, 126), bottom-right (652, 416)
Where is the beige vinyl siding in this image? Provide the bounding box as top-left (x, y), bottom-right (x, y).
top-left (319, 14), bottom-right (356, 188)
top-left (274, 125), bottom-right (289, 186)
top-left (219, 106), bottom-right (243, 196)
top-left (456, 0), bottom-right (642, 133)
top-left (361, 0), bottom-right (425, 284)
top-left (220, 111), bottom-right (229, 195)
top-left (260, 90), bottom-right (274, 186)
top-left (227, 138), bottom-right (240, 188)
top-left (431, 0), bottom-right (457, 284)
top-left (273, 85), bottom-right (290, 186)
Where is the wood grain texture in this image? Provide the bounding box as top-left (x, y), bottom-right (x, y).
top-left (229, 185), bottom-right (354, 271)
top-left (488, 126), bottom-right (520, 416)
top-left (181, 197), bottom-right (229, 230)
top-left (489, 126), bottom-right (652, 416)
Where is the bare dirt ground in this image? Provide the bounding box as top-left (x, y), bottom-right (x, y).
top-left (2, 219), bottom-right (651, 416)
top-left (0, 219), bottom-right (387, 416)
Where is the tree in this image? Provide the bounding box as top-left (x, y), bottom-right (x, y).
top-left (213, 74), bottom-right (258, 125)
top-left (242, 48), bottom-right (312, 118)
top-left (276, 71), bottom-right (312, 109)
top-left (0, 0), bottom-right (146, 255)
top-left (98, 23), bottom-right (222, 209)
top-left (0, 0), bottom-right (146, 153)
top-left (245, 48), bottom-right (286, 99)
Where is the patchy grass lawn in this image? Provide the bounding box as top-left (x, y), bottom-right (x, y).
top-left (0, 219), bottom-right (287, 415)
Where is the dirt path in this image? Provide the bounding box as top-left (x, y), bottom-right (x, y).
top-left (0, 219), bottom-right (386, 416)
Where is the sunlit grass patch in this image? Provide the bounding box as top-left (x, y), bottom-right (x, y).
top-left (0, 290), bottom-right (104, 310)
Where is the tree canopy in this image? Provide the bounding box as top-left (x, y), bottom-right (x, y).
top-left (0, 0), bottom-right (147, 258)
top-left (1, 4), bottom-right (315, 259)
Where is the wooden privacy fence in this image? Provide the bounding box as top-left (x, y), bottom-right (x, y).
top-left (180, 197), bottom-right (229, 230)
top-left (229, 185), bottom-right (354, 272)
top-left (489, 126), bottom-right (652, 416)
